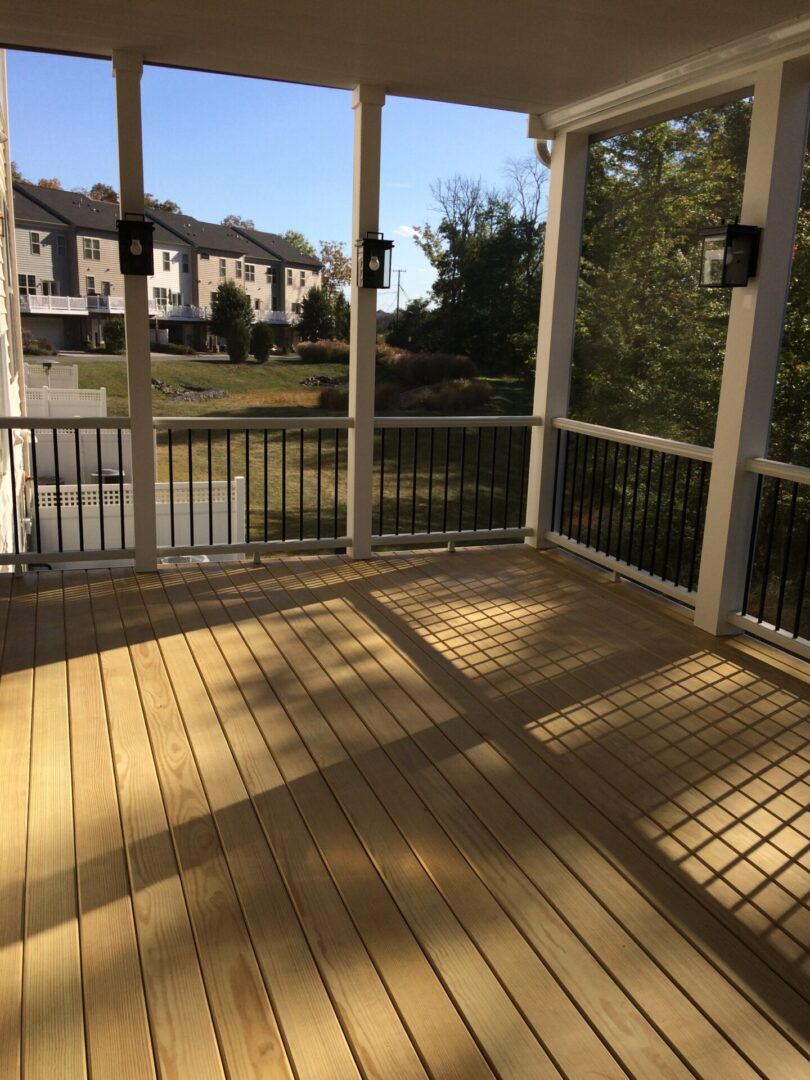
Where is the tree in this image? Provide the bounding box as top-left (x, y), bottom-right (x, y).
top-left (145, 193), bottom-right (181, 213)
top-left (407, 161), bottom-right (546, 372)
top-left (11, 161), bottom-right (27, 183)
top-left (209, 280), bottom-right (253, 362)
top-left (298, 287), bottom-right (335, 341)
top-left (102, 317), bottom-right (126, 355)
top-left (332, 291), bottom-right (351, 341)
top-left (37, 177), bottom-right (62, 190)
top-left (250, 321), bottom-right (274, 363)
top-left (318, 240), bottom-right (350, 298)
top-left (222, 213), bottom-right (255, 229)
top-left (87, 182), bottom-right (119, 203)
top-left (387, 298), bottom-right (438, 352)
top-left (282, 230), bottom-right (316, 258)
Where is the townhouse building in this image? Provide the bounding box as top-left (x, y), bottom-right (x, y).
top-left (15, 183), bottom-right (322, 352)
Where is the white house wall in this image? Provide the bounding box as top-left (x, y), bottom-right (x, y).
top-left (150, 244), bottom-right (192, 304)
top-left (15, 224), bottom-right (72, 295)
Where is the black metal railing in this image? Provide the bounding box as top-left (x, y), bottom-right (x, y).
top-left (742, 462), bottom-right (810, 641)
top-left (155, 418), bottom-right (350, 550)
top-left (551, 421), bottom-right (712, 593)
top-left (372, 419), bottom-right (537, 540)
top-left (1, 418), bottom-right (132, 561)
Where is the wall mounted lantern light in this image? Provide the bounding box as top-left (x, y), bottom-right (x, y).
top-left (357, 232), bottom-right (394, 289)
top-left (117, 214), bottom-right (155, 275)
top-left (699, 222), bottom-right (761, 288)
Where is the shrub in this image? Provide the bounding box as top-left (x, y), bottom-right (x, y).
top-left (22, 333), bottom-right (58, 356)
top-left (378, 350), bottom-right (477, 388)
top-left (399, 378), bottom-right (491, 414)
top-left (250, 321), bottom-right (274, 363)
top-left (226, 323), bottom-right (251, 364)
top-left (317, 381), bottom-right (398, 412)
top-left (296, 340), bottom-right (350, 364)
top-left (102, 317), bottom-right (125, 354)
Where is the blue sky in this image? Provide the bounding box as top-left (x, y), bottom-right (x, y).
top-left (7, 50), bottom-right (540, 308)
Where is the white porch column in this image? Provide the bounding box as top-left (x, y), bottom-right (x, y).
top-left (112, 51), bottom-right (157, 571)
top-left (694, 60), bottom-right (810, 635)
top-left (524, 129), bottom-right (589, 546)
top-left (347, 85), bottom-right (384, 559)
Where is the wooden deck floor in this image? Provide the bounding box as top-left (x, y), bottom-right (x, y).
top-left (0, 546), bottom-right (808, 1079)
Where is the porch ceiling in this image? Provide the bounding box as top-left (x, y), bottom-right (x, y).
top-left (3, 1), bottom-right (810, 116)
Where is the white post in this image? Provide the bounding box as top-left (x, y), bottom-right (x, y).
top-left (347, 85), bottom-right (384, 559)
top-left (694, 60), bottom-right (810, 635)
top-left (524, 129), bottom-right (589, 546)
top-left (112, 51), bottom-right (157, 571)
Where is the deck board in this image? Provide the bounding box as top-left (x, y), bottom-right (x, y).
top-left (0, 547), bottom-right (808, 1079)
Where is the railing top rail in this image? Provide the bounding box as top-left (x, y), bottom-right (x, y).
top-left (153, 416), bottom-right (354, 431)
top-left (374, 415), bottom-right (542, 429)
top-left (745, 456), bottom-right (810, 485)
top-left (553, 417), bottom-right (713, 462)
top-left (0, 415), bottom-right (131, 430)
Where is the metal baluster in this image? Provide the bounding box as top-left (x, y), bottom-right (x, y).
top-left (395, 427), bottom-right (403, 536)
top-left (626, 447), bottom-right (642, 566)
top-left (117, 429), bottom-right (125, 549)
top-left (31, 432), bottom-right (42, 554)
top-left (648, 453), bottom-right (666, 578)
top-left (442, 427), bottom-right (451, 533)
top-left (281, 428), bottom-right (287, 541)
top-left (688, 460), bottom-right (709, 593)
top-left (791, 500), bottom-right (810, 638)
top-left (95, 428), bottom-right (105, 551)
top-left (567, 432), bottom-right (580, 538)
top-left (605, 440), bottom-right (619, 558)
top-left (7, 429), bottom-right (19, 554)
top-left (774, 480), bottom-right (799, 631)
top-left (245, 429), bottom-right (251, 544)
top-left (334, 428), bottom-right (339, 539)
top-left (661, 456), bottom-right (679, 583)
top-left (264, 429), bottom-right (269, 542)
top-left (503, 426), bottom-right (514, 530)
top-left (518, 425), bottom-right (529, 528)
top-left (226, 429), bottom-right (232, 545)
top-left (299, 428), bottom-right (305, 540)
top-left (411, 428), bottom-right (418, 535)
top-left (187, 428), bottom-right (194, 547)
top-left (457, 427), bottom-right (467, 532)
top-left (168, 428), bottom-right (176, 547)
top-left (472, 426), bottom-right (483, 531)
top-left (427, 428), bottom-right (435, 534)
top-left (488, 427), bottom-right (497, 531)
top-left (673, 458), bottom-right (692, 589)
top-left (757, 478), bottom-right (782, 623)
top-left (207, 430), bottom-right (214, 545)
top-left (575, 435), bottom-right (589, 544)
top-left (585, 436), bottom-right (599, 547)
top-left (637, 449), bottom-right (654, 570)
top-left (52, 429), bottom-right (63, 553)
top-left (594, 437), bottom-right (609, 551)
top-left (74, 428), bottom-right (84, 552)
top-left (317, 427), bottom-right (323, 541)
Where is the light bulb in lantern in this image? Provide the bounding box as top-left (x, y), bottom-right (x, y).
top-left (130, 238), bottom-right (143, 256)
top-left (369, 254), bottom-right (380, 272)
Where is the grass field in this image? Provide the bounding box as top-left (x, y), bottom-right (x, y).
top-left (70, 356), bottom-right (535, 542)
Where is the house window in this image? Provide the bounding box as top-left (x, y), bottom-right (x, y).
top-left (181, 253), bottom-right (190, 273)
top-left (200, 252), bottom-right (210, 260)
top-left (18, 274), bottom-right (36, 295)
top-left (291, 302), bottom-right (302, 314)
top-left (41, 280), bottom-right (59, 296)
top-left (271, 298), bottom-right (278, 311)
top-left (219, 258), bottom-right (226, 277)
top-left (235, 260), bottom-right (242, 279)
top-left (101, 281), bottom-right (112, 296)
top-left (163, 251), bottom-right (171, 271)
top-left (153, 287), bottom-right (169, 304)
top-left (245, 264), bottom-right (255, 283)
top-left (254, 299), bottom-right (260, 310)
top-left (266, 267), bottom-right (275, 282)
top-left (30, 232), bottom-right (41, 255)
top-left (56, 234), bottom-right (66, 257)
top-left (286, 268), bottom-right (292, 286)
top-left (211, 292), bottom-right (217, 304)
top-left (171, 292), bottom-right (182, 306)
top-left (86, 275), bottom-right (96, 294)
top-left (83, 237), bottom-right (101, 260)
top-left (299, 270), bottom-right (306, 287)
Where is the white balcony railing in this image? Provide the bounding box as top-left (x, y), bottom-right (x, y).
top-left (20, 295), bottom-right (89, 314)
top-left (20, 294), bottom-right (299, 325)
top-left (253, 308), bottom-right (300, 325)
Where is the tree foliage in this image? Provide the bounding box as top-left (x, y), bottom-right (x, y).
top-left (318, 240), bottom-right (350, 297)
top-left (222, 213), bottom-right (255, 229)
top-left (145, 193), bottom-right (181, 213)
top-left (85, 182), bottom-right (119, 203)
top-left (250, 321), bottom-right (274, 363)
top-left (37, 177), bottom-right (62, 190)
top-left (209, 280), bottom-right (253, 362)
top-left (399, 160), bottom-right (546, 373)
top-left (298, 287), bottom-right (335, 342)
top-left (11, 161), bottom-right (26, 183)
top-left (282, 230), bottom-right (316, 258)
top-left (102, 317), bottom-right (126, 355)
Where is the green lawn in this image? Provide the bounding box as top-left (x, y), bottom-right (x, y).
top-left (72, 357), bottom-right (534, 541)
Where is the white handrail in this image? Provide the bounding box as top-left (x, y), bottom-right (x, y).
top-left (375, 415), bottom-right (542, 429)
top-left (0, 416), bottom-right (131, 430)
top-left (745, 457), bottom-right (810, 485)
top-left (553, 417), bottom-right (713, 462)
top-left (154, 416), bottom-right (354, 430)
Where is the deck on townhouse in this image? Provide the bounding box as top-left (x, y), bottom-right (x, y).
top-left (0, 545), bottom-right (808, 1079)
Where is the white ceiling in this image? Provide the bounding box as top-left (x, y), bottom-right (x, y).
top-left (4, 1), bottom-right (810, 116)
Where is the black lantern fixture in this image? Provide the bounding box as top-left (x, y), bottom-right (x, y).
top-left (699, 221), bottom-right (760, 288)
top-left (117, 214), bottom-right (155, 276)
top-left (357, 231), bottom-right (394, 289)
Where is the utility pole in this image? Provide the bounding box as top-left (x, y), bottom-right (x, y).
top-left (393, 268), bottom-right (406, 326)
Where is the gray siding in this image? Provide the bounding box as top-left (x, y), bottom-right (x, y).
top-left (15, 225), bottom-right (72, 294)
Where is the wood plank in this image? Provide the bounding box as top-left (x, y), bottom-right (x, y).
top-left (0, 574), bottom-right (34, 1080)
top-left (156, 567), bottom-right (429, 1080)
top-left (87, 570), bottom-right (225, 1080)
top-left (180, 564), bottom-right (496, 1080)
top-left (64, 572), bottom-right (156, 1080)
top-left (135, 569), bottom-right (365, 1080)
top-left (215, 564), bottom-right (564, 1080)
top-left (109, 570), bottom-right (294, 1080)
top-left (23, 572), bottom-right (86, 1078)
top-left (297, 549), bottom-right (810, 1074)
top-left (239, 563), bottom-right (634, 1079)
top-left (269, 558), bottom-right (756, 1080)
